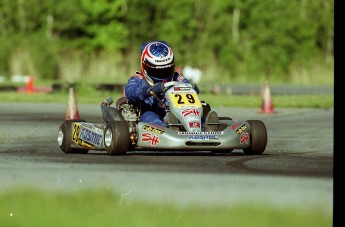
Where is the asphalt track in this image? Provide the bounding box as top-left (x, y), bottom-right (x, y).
top-left (0, 102), bottom-right (333, 214)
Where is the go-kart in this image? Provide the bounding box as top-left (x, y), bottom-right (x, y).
top-left (58, 81), bottom-right (267, 155)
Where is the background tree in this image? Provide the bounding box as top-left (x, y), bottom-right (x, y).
top-left (0, 0), bottom-right (334, 85)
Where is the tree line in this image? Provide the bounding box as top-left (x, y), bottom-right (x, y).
top-left (0, 0), bottom-right (334, 84)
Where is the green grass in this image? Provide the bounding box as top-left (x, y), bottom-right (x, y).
top-left (0, 188), bottom-right (332, 227)
top-left (0, 86), bottom-right (334, 108)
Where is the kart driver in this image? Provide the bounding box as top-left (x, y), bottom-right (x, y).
top-left (123, 40), bottom-right (201, 127)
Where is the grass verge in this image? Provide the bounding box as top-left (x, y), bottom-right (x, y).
top-left (0, 188), bottom-right (332, 227)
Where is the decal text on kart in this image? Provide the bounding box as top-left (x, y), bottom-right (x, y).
top-left (142, 125), bottom-right (164, 134)
top-left (141, 132), bottom-right (160, 146)
top-left (236, 124), bottom-right (248, 135)
top-left (73, 123), bottom-right (102, 147)
top-left (188, 135), bottom-right (219, 140)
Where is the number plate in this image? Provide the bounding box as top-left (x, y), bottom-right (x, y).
top-left (169, 93), bottom-right (201, 108)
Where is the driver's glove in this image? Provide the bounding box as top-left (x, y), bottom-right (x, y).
top-left (141, 82), bottom-right (166, 99)
top-left (148, 82), bottom-right (166, 97)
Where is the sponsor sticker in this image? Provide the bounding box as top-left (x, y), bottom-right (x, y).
top-left (189, 122), bottom-right (201, 128)
top-left (182, 108), bottom-right (200, 117)
top-left (141, 132), bottom-right (160, 146)
top-left (79, 125), bottom-right (103, 146)
top-left (236, 124), bottom-right (248, 135)
top-left (240, 132), bottom-right (249, 144)
top-left (79, 122), bottom-right (103, 134)
top-left (178, 131), bottom-right (224, 135)
top-left (188, 135), bottom-right (218, 140)
top-left (174, 87), bottom-right (191, 91)
top-left (142, 125), bottom-right (164, 134)
top-left (155, 57), bottom-right (171, 63)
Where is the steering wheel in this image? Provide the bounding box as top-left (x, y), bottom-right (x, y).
top-left (163, 81), bottom-right (178, 88)
top-left (163, 81), bottom-right (193, 89)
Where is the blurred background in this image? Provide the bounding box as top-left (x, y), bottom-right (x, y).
top-left (0, 0), bottom-right (334, 86)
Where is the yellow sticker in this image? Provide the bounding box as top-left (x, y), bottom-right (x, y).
top-left (72, 123), bottom-right (81, 143)
top-left (169, 93), bottom-right (201, 108)
top-left (72, 123), bottom-right (94, 149)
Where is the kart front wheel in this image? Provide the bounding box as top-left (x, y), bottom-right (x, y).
top-left (58, 120), bottom-right (89, 154)
top-left (104, 121), bottom-right (129, 155)
top-left (243, 120), bottom-right (267, 155)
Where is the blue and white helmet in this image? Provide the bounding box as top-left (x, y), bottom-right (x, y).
top-left (141, 41), bottom-right (175, 86)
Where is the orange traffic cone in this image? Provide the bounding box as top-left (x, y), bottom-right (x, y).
top-left (26, 76), bottom-right (34, 93)
top-left (259, 82), bottom-right (276, 114)
top-left (65, 87), bottom-right (80, 120)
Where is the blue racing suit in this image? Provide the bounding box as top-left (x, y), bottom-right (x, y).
top-left (124, 71), bottom-right (190, 127)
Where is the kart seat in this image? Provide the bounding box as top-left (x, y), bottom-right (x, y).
top-left (116, 96), bottom-right (129, 109)
top-left (115, 96), bottom-right (141, 120)
top-left (201, 101), bottom-right (211, 118)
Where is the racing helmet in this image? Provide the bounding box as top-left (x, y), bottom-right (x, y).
top-left (141, 41), bottom-right (175, 86)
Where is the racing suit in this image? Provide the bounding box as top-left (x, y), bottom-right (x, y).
top-left (124, 71), bottom-right (190, 127)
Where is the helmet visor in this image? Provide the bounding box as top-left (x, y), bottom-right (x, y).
top-left (145, 63), bottom-right (174, 80)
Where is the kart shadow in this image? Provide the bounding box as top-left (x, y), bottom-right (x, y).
top-left (86, 150), bottom-right (270, 156)
top-left (126, 150), bottom-right (249, 156)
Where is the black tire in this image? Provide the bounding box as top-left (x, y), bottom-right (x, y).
top-left (101, 106), bottom-right (125, 122)
top-left (243, 120), bottom-right (267, 155)
top-left (103, 121), bottom-right (129, 155)
top-left (58, 119), bottom-right (89, 154)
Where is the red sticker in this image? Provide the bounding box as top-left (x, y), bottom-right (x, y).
top-left (189, 122), bottom-right (201, 128)
top-left (240, 132), bottom-right (249, 144)
top-left (141, 132), bottom-right (160, 146)
top-left (182, 109), bottom-right (200, 117)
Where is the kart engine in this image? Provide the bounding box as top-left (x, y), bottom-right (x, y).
top-left (120, 103), bottom-right (139, 145)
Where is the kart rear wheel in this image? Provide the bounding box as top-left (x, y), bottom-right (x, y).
top-left (58, 120), bottom-right (89, 154)
top-left (104, 121), bottom-right (129, 155)
top-left (243, 120), bottom-right (267, 155)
